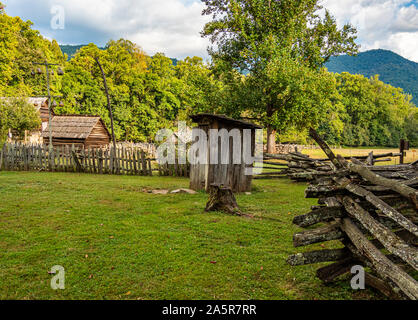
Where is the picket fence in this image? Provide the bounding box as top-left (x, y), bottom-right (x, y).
top-left (0, 143), bottom-right (190, 177)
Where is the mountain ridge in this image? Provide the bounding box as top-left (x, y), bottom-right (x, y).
top-left (325, 49), bottom-right (418, 105)
top-left (59, 44), bottom-right (178, 65)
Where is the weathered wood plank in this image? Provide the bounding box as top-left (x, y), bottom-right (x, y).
top-left (287, 248), bottom-right (350, 266)
top-left (293, 223), bottom-right (344, 247)
top-left (316, 258), bottom-right (359, 283)
top-left (340, 218), bottom-right (418, 300)
top-left (141, 150), bottom-right (146, 176)
top-left (364, 272), bottom-right (403, 300)
top-left (309, 128), bottom-right (342, 169)
top-left (341, 155), bottom-right (418, 208)
top-left (293, 206), bottom-right (343, 228)
top-left (335, 177), bottom-right (418, 237)
top-left (342, 196), bottom-right (418, 271)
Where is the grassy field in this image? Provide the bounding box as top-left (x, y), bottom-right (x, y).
top-left (303, 147), bottom-right (417, 164)
top-left (0, 171), bottom-right (378, 300)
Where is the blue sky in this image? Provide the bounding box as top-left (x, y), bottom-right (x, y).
top-left (3, 0), bottom-right (418, 61)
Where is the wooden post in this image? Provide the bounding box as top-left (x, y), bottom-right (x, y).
top-left (131, 149), bottom-right (135, 175)
top-left (23, 144), bottom-right (28, 171)
top-left (4, 144), bottom-right (8, 171)
top-left (400, 139), bottom-right (409, 164)
top-left (20, 143), bottom-right (24, 171)
top-left (148, 158), bottom-right (152, 176)
top-left (58, 146), bottom-right (63, 172)
top-left (103, 148), bottom-right (108, 174)
top-left (0, 143), bottom-right (4, 171)
top-left (109, 146), bottom-right (114, 174)
top-left (98, 148), bottom-right (103, 174)
top-left (127, 148), bottom-right (133, 175)
top-left (38, 145), bottom-right (42, 171)
top-left (136, 149), bottom-right (141, 176)
top-left (120, 147), bottom-right (124, 174)
top-left (123, 147), bottom-right (127, 175)
top-left (70, 144), bottom-right (75, 172)
top-left (118, 147), bottom-right (123, 175)
top-left (10, 143), bottom-right (14, 170)
top-left (92, 148), bottom-right (97, 174)
top-left (141, 150), bottom-right (146, 176)
top-left (132, 149), bottom-right (138, 175)
top-left (174, 156), bottom-right (179, 177)
top-left (82, 148), bottom-right (86, 172)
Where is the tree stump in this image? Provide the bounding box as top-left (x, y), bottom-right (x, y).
top-left (205, 184), bottom-right (242, 215)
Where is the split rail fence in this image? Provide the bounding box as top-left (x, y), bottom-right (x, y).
top-left (255, 151), bottom-right (403, 181)
top-left (287, 129), bottom-right (418, 300)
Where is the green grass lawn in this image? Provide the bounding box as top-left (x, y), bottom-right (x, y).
top-left (0, 171), bottom-right (377, 300)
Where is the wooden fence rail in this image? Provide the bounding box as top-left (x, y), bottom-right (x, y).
top-left (0, 143), bottom-right (190, 178)
top-left (0, 143), bottom-right (156, 176)
top-left (254, 151), bottom-right (403, 181)
top-left (287, 129), bottom-right (418, 300)
top-left (157, 157), bottom-right (190, 177)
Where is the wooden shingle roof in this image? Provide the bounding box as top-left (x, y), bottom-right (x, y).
top-left (41, 116), bottom-right (110, 139)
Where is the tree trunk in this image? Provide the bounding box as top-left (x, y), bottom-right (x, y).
top-left (267, 126), bottom-right (276, 154)
top-left (205, 184), bottom-right (242, 215)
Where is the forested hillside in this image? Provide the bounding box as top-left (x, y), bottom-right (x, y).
top-left (326, 50), bottom-right (418, 105)
top-left (0, 3), bottom-right (416, 147)
top-left (0, 7), bottom-right (65, 97)
top-left (60, 45), bottom-right (103, 60)
top-left (57, 42), bottom-right (220, 141)
top-left (59, 44), bottom-right (178, 65)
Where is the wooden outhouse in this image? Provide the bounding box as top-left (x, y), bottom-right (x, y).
top-left (189, 114), bottom-right (262, 193)
top-left (42, 115), bottom-right (111, 149)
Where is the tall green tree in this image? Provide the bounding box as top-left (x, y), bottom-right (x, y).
top-left (58, 40), bottom-right (220, 142)
top-left (175, 56), bottom-right (225, 119)
top-left (0, 2), bottom-right (65, 97)
top-left (58, 41), bottom-right (150, 140)
top-left (201, 0), bottom-right (358, 152)
top-left (0, 98), bottom-right (41, 142)
top-left (323, 73), bottom-right (417, 147)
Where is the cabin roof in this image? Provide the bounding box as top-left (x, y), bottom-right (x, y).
top-left (41, 115), bottom-right (111, 140)
top-left (190, 113), bottom-right (263, 129)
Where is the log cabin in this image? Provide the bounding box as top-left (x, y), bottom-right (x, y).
top-left (0, 97), bottom-right (54, 143)
top-left (41, 115), bottom-right (111, 149)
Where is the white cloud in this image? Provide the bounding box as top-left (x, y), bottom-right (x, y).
top-left (3, 0), bottom-right (211, 59)
top-left (3, 0), bottom-right (418, 61)
top-left (321, 0), bottom-right (418, 62)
